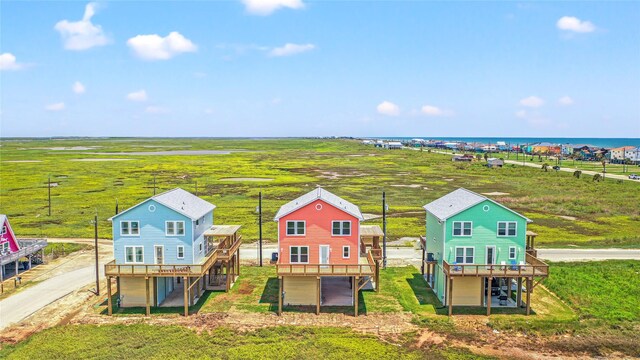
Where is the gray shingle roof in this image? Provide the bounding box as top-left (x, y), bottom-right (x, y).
top-left (423, 188), bottom-right (531, 222)
top-left (109, 188), bottom-right (215, 221)
top-left (274, 187), bottom-right (364, 221)
top-left (153, 188), bottom-right (216, 220)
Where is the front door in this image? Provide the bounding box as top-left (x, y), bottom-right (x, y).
top-left (319, 245), bottom-right (330, 267)
top-left (486, 246), bottom-right (496, 268)
top-left (155, 245), bottom-right (164, 265)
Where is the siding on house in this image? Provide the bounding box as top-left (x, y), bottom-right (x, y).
top-left (278, 199), bottom-right (360, 265)
top-left (283, 277), bottom-right (318, 305)
top-left (112, 199), bottom-right (204, 265)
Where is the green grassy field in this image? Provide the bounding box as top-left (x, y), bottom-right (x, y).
top-left (1, 138), bottom-right (639, 247)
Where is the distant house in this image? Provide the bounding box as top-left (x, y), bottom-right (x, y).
top-left (361, 140), bottom-right (374, 145)
top-left (387, 141), bottom-right (403, 149)
top-left (274, 188), bottom-right (382, 316)
top-left (532, 142), bottom-right (561, 155)
top-left (105, 188), bottom-right (242, 316)
top-left (421, 189), bottom-right (548, 316)
top-left (486, 158), bottom-right (504, 168)
top-left (610, 146), bottom-right (636, 163)
top-left (481, 145), bottom-right (497, 152)
top-left (0, 215), bottom-right (47, 284)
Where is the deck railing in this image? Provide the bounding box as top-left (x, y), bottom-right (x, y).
top-left (0, 239), bottom-right (48, 266)
top-left (442, 253), bottom-right (549, 277)
top-left (276, 250), bottom-right (377, 276)
top-left (369, 248), bottom-right (382, 260)
top-left (105, 236), bottom-right (242, 277)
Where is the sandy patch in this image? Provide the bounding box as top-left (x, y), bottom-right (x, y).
top-left (482, 192), bottom-right (510, 196)
top-left (423, 187), bottom-right (430, 190)
top-left (558, 215), bottom-right (577, 221)
top-left (390, 184), bottom-right (421, 188)
top-left (347, 154), bottom-right (364, 157)
top-left (48, 182), bottom-right (59, 187)
top-left (29, 146), bottom-right (101, 151)
top-left (220, 178), bottom-right (274, 182)
top-left (69, 158), bottom-right (134, 162)
top-left (3, 160), bottom-right (43, 163)
top-left (316, 170), bottom-right (370, 180)
top-left (443, 178), bottom-right (454, 181)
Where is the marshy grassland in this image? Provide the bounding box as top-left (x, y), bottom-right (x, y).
top-left (1, 138), bottom-right (639, 247)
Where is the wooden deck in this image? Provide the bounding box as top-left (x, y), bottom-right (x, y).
top-left (0, 239), bottom-right (48, 266)
top-left (104, 236), bottom-right (242, 277)
top-left (442, 253), bottom-right (549, 278)
top-left (276, 251), bottom-right (377, 277)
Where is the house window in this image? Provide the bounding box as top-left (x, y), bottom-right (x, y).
top-left (166, 221), bottom-right (185, 236)
top-left (1, 226), bottom-right (6, 235)
top-left (196, 219), bottom-right (199, 225)
top-left (509, 246), bottom-right (517, 260)
top-left (177, 246), bottom-right (184, 259)
top-left (286, 221), bottom-right (305, 236)
top-left (455, 247), bottom-right (474, 264)
top-left (332, 221), bottom-right (351, 236)
top-left (199, 243), bottom-right (203, 253)
top-left (497, 222), bottom-right (517, 237)
top-left (2, 242), bottom-right (9, 252)
top-left (121, 221), bottom-right (140, 236)
top-left (125, 246), bottom-right (144, 263)
top-left (290, 246), bottom-right (309, 263)
top-left (452, 221), bottom-right (472, 236)
top-left (343, 246), bottom-right (350, 258)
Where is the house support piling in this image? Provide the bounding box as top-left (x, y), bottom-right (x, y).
top-left (278, 276), bottom-right (283, 316)
top-left (316, 276), bottom-right (321, 315)
top-left (526, 277), bottom-right (532, 316)
top-left (448, 276), bottom-right (453, 317)
top-left (486, 277), bottom-right (492, 316)
top-left (354, 276), bottom-right (359, 316)
top-left (183, 276), bottom-right (189, 316)
top-left (145, 277), bottom-right (151, 316)
top-left (107, 277), bottom-right (113, 316)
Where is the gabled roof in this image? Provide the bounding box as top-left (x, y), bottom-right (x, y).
top-left (0, 214), bottom-right (18, 244)
top-left (611, 146), bottom-right (636, 151)
top-left (423, 188), bottom-right (531, 222)
top-left (109, 188), bottom-right (215, 221)
top-left (274, 187), bottom-right (364, 221)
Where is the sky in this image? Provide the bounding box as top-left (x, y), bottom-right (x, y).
top-left (1, 0), bottom-right (639, 138)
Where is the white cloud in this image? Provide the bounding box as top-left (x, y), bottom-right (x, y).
top-left (269, 43), bottom-right (315, 57)
top-left (0, 53), bottom-right (25, 71)
top-left (145, 106), bottom-right (168, 114)
top-left (377, 101), bottom-right (400, 116)
top-left (54, 2), bottom-right (109, 50)
top-left (558, 96), bottom-right (574, 106)
top-left (241, 0), bottom-right (304, 16)
top-left (421, 105), bottom-right (452, 117)
top-left (72, 81), bottom-right (86, 94)
top-left (127, 32), bottom-right (197, 60)
top-left (45, 102), bottom-right (66, 111)
top-left (127, 90), bottom-right (148, 102)
top-left (515, 110), bottom-right (527, 118)
top-left (519, 96), bottom-right (544, 108)
top-left (556, 16), bottom-right (596, 33)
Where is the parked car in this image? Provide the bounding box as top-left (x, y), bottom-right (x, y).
top-left (629, 174), bottom-right (640, 180)
top-left (552, 165), bottom-right (560, 171)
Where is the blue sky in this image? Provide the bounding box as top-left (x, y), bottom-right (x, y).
top-left (1, 1), bottom-right (639, 138)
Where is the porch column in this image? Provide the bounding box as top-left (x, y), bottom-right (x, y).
top-left (375, 260), bottom-right (380, 292)
top-left (354, 276), bottom-right (359, 316)
top-left (448, 276), bottom-right (453, 316)
top-left (107, 277), bottom-right (113, 316)
top-left (516, 278), bottom-right (523, 307)
top-left (226, 260), bottom-right (231, 292)
top-left (278, 276), bottom-right (283, 316)
top-left (145, 277), bottom-right (151, 316)
top-left (480, 277), bottom-right (485, 306)
top-left (486, 277), bottom-right (492, 316)
top-left (426, 263), bottom-right (431, 287)
top-left (28, 255), bottom-right (32, 270)
top-left (526, 278), bottom-right (532, 316)
top-left (316, 277), bottom-right (321, 315)
top-left (14, 260), bottom-right (19, 280)
top-left (183, 276), bottom-right (189, 316)
top-left (1, 264), bottom-right (4, 294)
top-left (237, 250), bottom-right (240, 276)
top-left (421, 247), bottom-right (425, 275)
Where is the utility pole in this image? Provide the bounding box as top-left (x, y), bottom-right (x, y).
top-left (115, 199), bottom-right (119, 215)
top-left (382, 191), bottom-right (387, 269)
top-left (48, 175), bottom-right (51, 216)
top-left (93, 214), bottom-right (100, 296)
top-left (258, 191), bottom-right (263, 267)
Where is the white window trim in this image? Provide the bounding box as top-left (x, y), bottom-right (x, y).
top-left (454, 246), bottom-right (474, 264)
top-left (289, 245), bottom-right (309, 264)
top-left (285, 220), bottom-right (306, 236)
top-left (165, 221), bottom-right (186, 236)
top-left (1, 226), bottom-right (6, 235)
top-left (497, 221), bottom-right (518, 237)
top-left (509, 246), bottom-right (517, 260)
top-left (154, 245), bottom-right (164, 265)
top-left (199, 242), bottom-right (203, 254)
top-left (120, 221), bottom-right (140, 237)
top-left (342, 245), bottom-right (350, 259)
top-left (177, 245), bottom-right (185, 259)
top-left (452, 221), bottom-right (472, 237)
top-left (332, 220), bottom-right (352, 236)
top-left (124, 245), bottom-right (144, 264)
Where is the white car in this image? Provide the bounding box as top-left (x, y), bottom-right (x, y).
top-left (629, 174), bottom-right (640, 180)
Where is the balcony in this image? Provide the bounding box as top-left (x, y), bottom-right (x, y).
top-left (276, 251), bottom-right (377, 277)
top-left (442, 253), bottom-right (549, 278)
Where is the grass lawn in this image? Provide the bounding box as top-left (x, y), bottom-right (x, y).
top-left (0, 325), bottom-right (431, 360)
top-left (1, 138), bottom-right (639, 247)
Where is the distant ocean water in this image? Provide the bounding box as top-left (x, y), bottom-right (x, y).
top-left (371, 137), bottom-right (640, 149)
